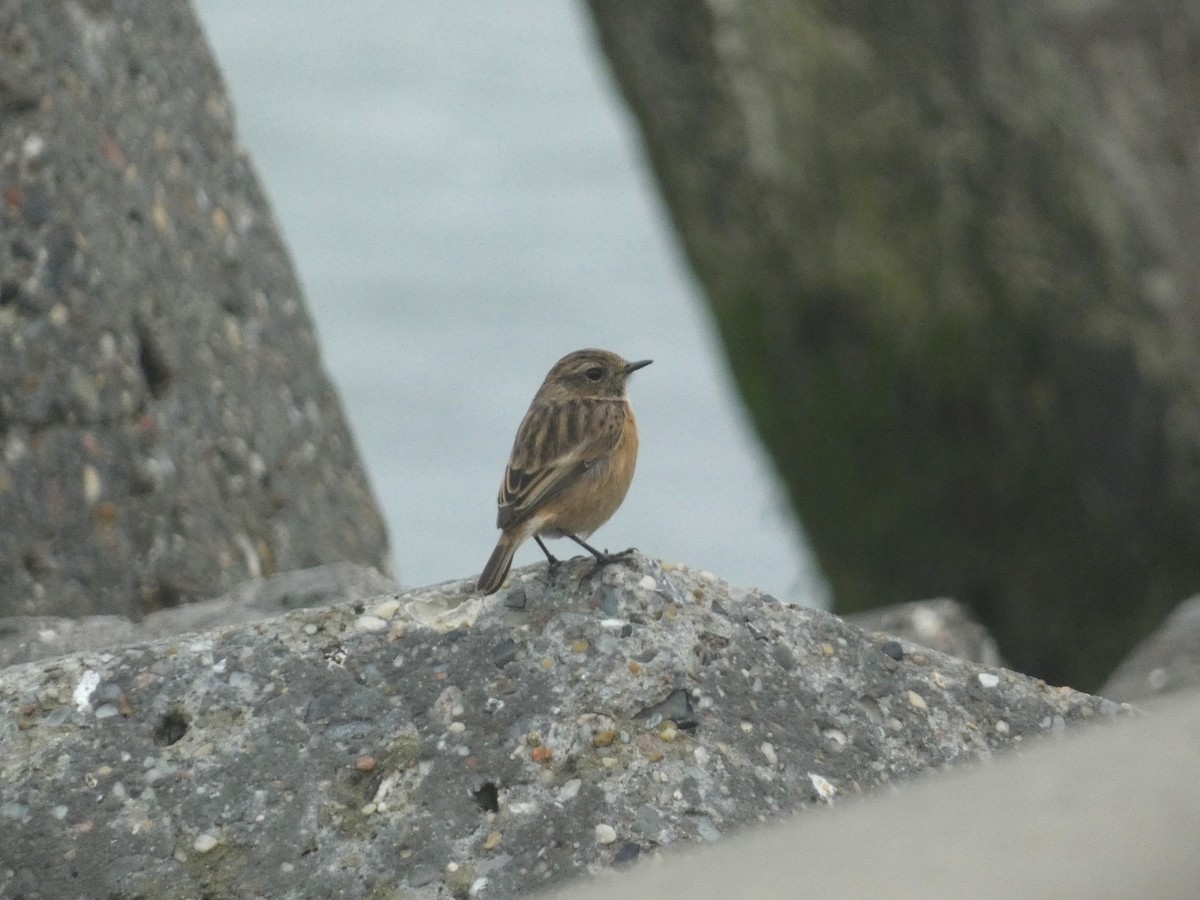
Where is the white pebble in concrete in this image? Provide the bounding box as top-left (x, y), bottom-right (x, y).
top-left (355, 615), bottom-right (388, 633)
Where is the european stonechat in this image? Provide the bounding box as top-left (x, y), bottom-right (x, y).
top-left (477, 348), bottom-right (651, 594)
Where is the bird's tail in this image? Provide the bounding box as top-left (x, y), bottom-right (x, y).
top-left (478, 533), bottom-right (519, 594)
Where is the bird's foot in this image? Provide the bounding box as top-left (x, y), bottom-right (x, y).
top-left (596, 547), bottom-right (636, 564)
top-left (581, 547), bottom-right (639, 582)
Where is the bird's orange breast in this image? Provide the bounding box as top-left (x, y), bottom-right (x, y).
top-left (538, 403), bottom-right (639, 539)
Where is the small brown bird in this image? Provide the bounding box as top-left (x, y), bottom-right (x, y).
top-left (477, 349), bottom-right (652, 595)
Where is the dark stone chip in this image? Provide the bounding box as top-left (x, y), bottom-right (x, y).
top-left (492, 638), bottom-right (521, 668)
top-left (636, 688), bottom-right (694, 727)
top-left (612, 842), bottom-right (641, 867)
top-left (598, 584), bottom-right (621, 616)
top-left (772, 644), bottom-right (797, 670)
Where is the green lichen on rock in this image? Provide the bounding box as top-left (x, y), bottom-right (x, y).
top-left (586, 0), bottom-right (1200, 688)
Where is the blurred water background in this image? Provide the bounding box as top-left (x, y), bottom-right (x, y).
top-left (191, 0), bottom-right (825, 606)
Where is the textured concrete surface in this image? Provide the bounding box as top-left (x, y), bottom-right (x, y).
top-left (0, 555), bottom-right (1124, 898)
top-left (0, 563), bottom-right (397, 669)
top-left (0, 0), bottom-right (390, 619)
top-left (548, 689), bottom-right (1200, 900)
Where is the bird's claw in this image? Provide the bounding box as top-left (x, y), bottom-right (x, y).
top-left (581, 548), bottom-right (639, 582)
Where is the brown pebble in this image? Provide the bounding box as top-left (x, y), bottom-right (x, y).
top-left (627, 661), bottom-right (642, 676)
top-left (571, 640), bottom-right (589, 654)
top-left (593, 730), bottom-right (617, 748)
top-left (93, 502), bottom-right (119, 526)
top-left (635, 734), bottom-right (662, 760)
top-left (355, 755), bottom-right (376, 772)
top-left (483, 831), bottom-right (502, 851)
top-left (531, 746), bottom-right (553, 764)
top-left (117, 695), bottom-right (133, 718)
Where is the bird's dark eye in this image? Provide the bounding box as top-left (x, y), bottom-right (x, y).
top-left (585, 367), bottom-right (603, 382)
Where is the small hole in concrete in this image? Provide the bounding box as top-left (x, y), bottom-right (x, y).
top-left (472, 782), bottom-right (499, 813)
top-left (154, 710), bottom-right (188, 746)
top-left (134, 319), bottom-right (171, 398)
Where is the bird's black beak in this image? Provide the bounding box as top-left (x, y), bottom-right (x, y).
top-left (625, 359), bottom-right (653, 374)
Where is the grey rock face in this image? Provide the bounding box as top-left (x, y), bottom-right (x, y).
top-left (0, 0), bottom-right (390, 618)
top-left (1102, 595), bottom-right (1200, 703)
top-left (583, 0), bottom-right (1200, 691)
top-left (0, 556), bottom-right (1125, 899)
top-left (848, 598), bottom-right (1006, 668)
top-left (0, 562), bottom-right (398, 669)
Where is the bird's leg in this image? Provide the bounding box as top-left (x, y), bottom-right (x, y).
top-left (534, 535), bottom-right (561, 575)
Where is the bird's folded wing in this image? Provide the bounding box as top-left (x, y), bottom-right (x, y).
top-left (496, 399), bottom-right (623, 530)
